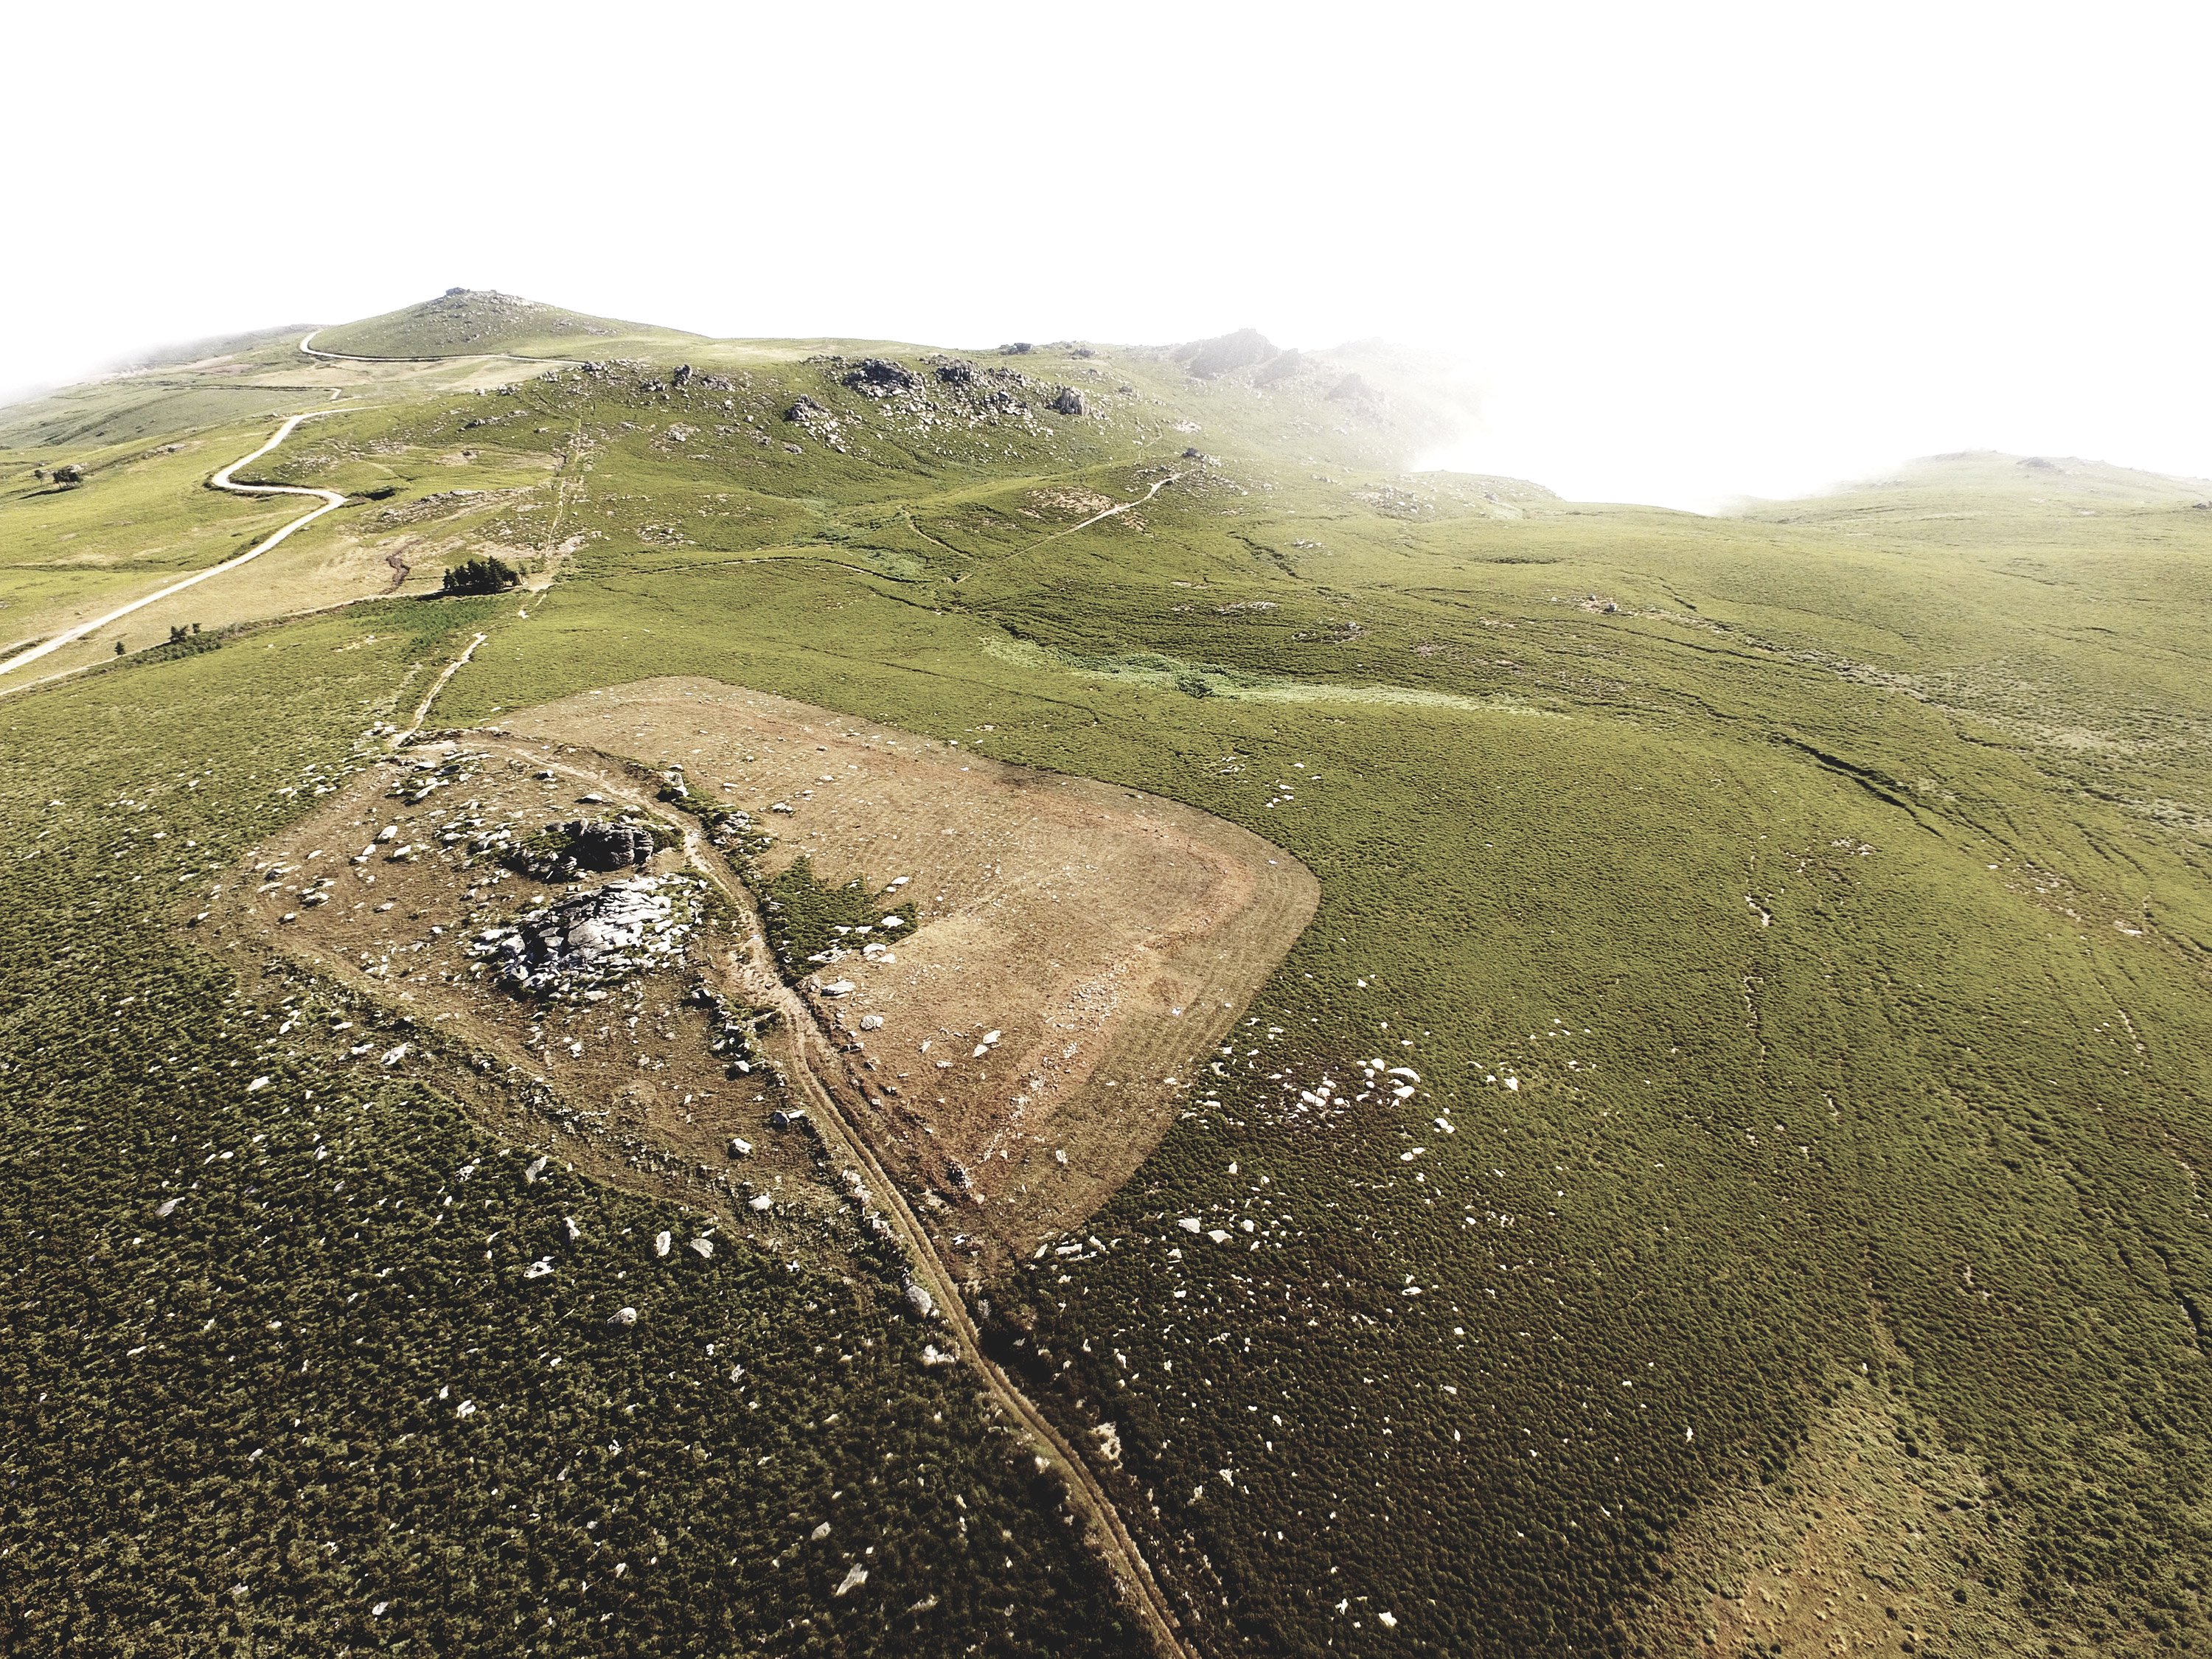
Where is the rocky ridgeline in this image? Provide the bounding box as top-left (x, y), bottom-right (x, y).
top-left (472, 874), bottom-right (702, 995)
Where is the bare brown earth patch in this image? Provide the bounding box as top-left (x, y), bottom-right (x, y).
top-left (206, 678), bottom-right (1314, 1288)
top-left (201, 743), bottom-right (855, 1262)
top-left (499, 677), bottom-right (1318, 1268)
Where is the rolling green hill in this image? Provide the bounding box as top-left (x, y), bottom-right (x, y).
top-left (2, 296), bottom-right (2209, 1658)
top-left (307, 288), bottom-right (706, 360)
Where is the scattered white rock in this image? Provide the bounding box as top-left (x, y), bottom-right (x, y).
top-left (749, 1194), bottom-right (774, 1212)
top-left (609, 1306), bottom-right (639, 1326)
top-left (858, 1014), bottom-right (884, 1031)
top-left (523, 1258), bottom-right (554, 1279)
top-left (564, 1216), bottom-right (580, 1242)
top-left (380, 1043), bottom-right (411, 1067)
top-left (247, 1077), bottom-right (271, 1093)
top-left (1178, 1217), bottom-right (1203, 1234)
top-left (689, 1237), bottom-right (714, 1259)
top-left (655, 1231), bottom-right (672, 1257)
top-left (833, 1564), bottom-right (868, 1598)
top-left (920, 1343), bottom-right (957, 1367)
top-left (902, 1279), bottom-right (936, 1319)
top-left (1206, 1229), bottom-right (1231, 1245)
top-left (728, 1136), bottom-right (753, 1158)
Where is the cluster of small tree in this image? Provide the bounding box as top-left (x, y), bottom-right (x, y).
top-left (441, 555), bottom-right (520, 595)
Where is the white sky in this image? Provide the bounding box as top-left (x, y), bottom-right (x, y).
top-left (9, 1), bottom-right (2209, 508)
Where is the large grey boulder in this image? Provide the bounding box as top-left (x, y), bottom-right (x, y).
top-left (472, 874), bottom-right (698, 994)
top-left (843, 358), bottom-right (919, 397)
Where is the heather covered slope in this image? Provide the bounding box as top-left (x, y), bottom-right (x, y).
top-left (2, 299), bottom-right (2211, 1657)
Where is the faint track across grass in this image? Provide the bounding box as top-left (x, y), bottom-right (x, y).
top-left (299, 330), bottom-right (585, 368)
top-left (1020, 472), bottom-right (1180, 554)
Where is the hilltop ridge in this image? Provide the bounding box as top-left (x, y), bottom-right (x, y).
top-left (306, 288), bottom-right (703, 360)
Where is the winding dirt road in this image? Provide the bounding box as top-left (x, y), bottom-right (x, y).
top-left (477, 736), bottom-right (1203, 1659)
top-left (299, 330), bottom-right (585, 368)
top-left (0, 411), bottom-right (349, 682)
top-left (692, 828), bottom-right (1204, 1659)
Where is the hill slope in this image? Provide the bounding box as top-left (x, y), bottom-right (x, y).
top-left (307, 288), bottom-right (704, 359)
top-left (3, 298), bottom-right (2211, 1659)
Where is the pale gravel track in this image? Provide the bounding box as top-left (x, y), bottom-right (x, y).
top-left (465, 742), bottom-right (1207, 1659)
top-left (395, 633), bottom-right (487, 743)
top-left (0, 410), bottom-right (350, 684)
top-left (299, 329), bottom-right (586, 368)
top-left (1020, 472), bottom-right (1180, 554)
top-left (686, 821), bottom-right (1206, 1659)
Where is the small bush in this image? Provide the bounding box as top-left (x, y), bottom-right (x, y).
top-left (440, 556), bottom-right (520, 596)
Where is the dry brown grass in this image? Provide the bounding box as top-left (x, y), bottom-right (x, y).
top-left (1627, 1374), bottom-right (2082, 1659)
top-left (204, 677), bottom-right (1315, 1281)
top-left (501, 678), bottom-right (1318, 1266)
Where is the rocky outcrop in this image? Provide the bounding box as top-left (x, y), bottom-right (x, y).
top-left (1178, 328), bottom-right (1276, 379)
top-left (557, 819), bottom-right (657, 872)
top-left (472, 874), bottom-right (700, 995)
top-left (1328, 372), bottom-right (1387, 411)
top-left (843, 358), bottom-right (919, 397)
top-left (501, 817), bottom-right (661, 881)
top-left (1048, 386), bottom-right (1088, 417)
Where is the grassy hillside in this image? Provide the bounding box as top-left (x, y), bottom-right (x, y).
top-left (309, 289), bottom-right (705, 361)
top-left (3, 302), bottom-right (2210, 1657)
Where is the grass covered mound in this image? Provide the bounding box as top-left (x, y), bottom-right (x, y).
top-left (307, 290), bottom-right (699, 361)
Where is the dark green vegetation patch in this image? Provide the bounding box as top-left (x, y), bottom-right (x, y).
top-left (756, 858), bottom-right (910, 983)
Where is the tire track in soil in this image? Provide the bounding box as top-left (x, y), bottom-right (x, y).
top-left (487, 745), bottom-right (1208, 1659)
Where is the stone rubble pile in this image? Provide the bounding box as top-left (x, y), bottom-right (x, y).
top-left (472, 874), bottom-right (700, 995)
